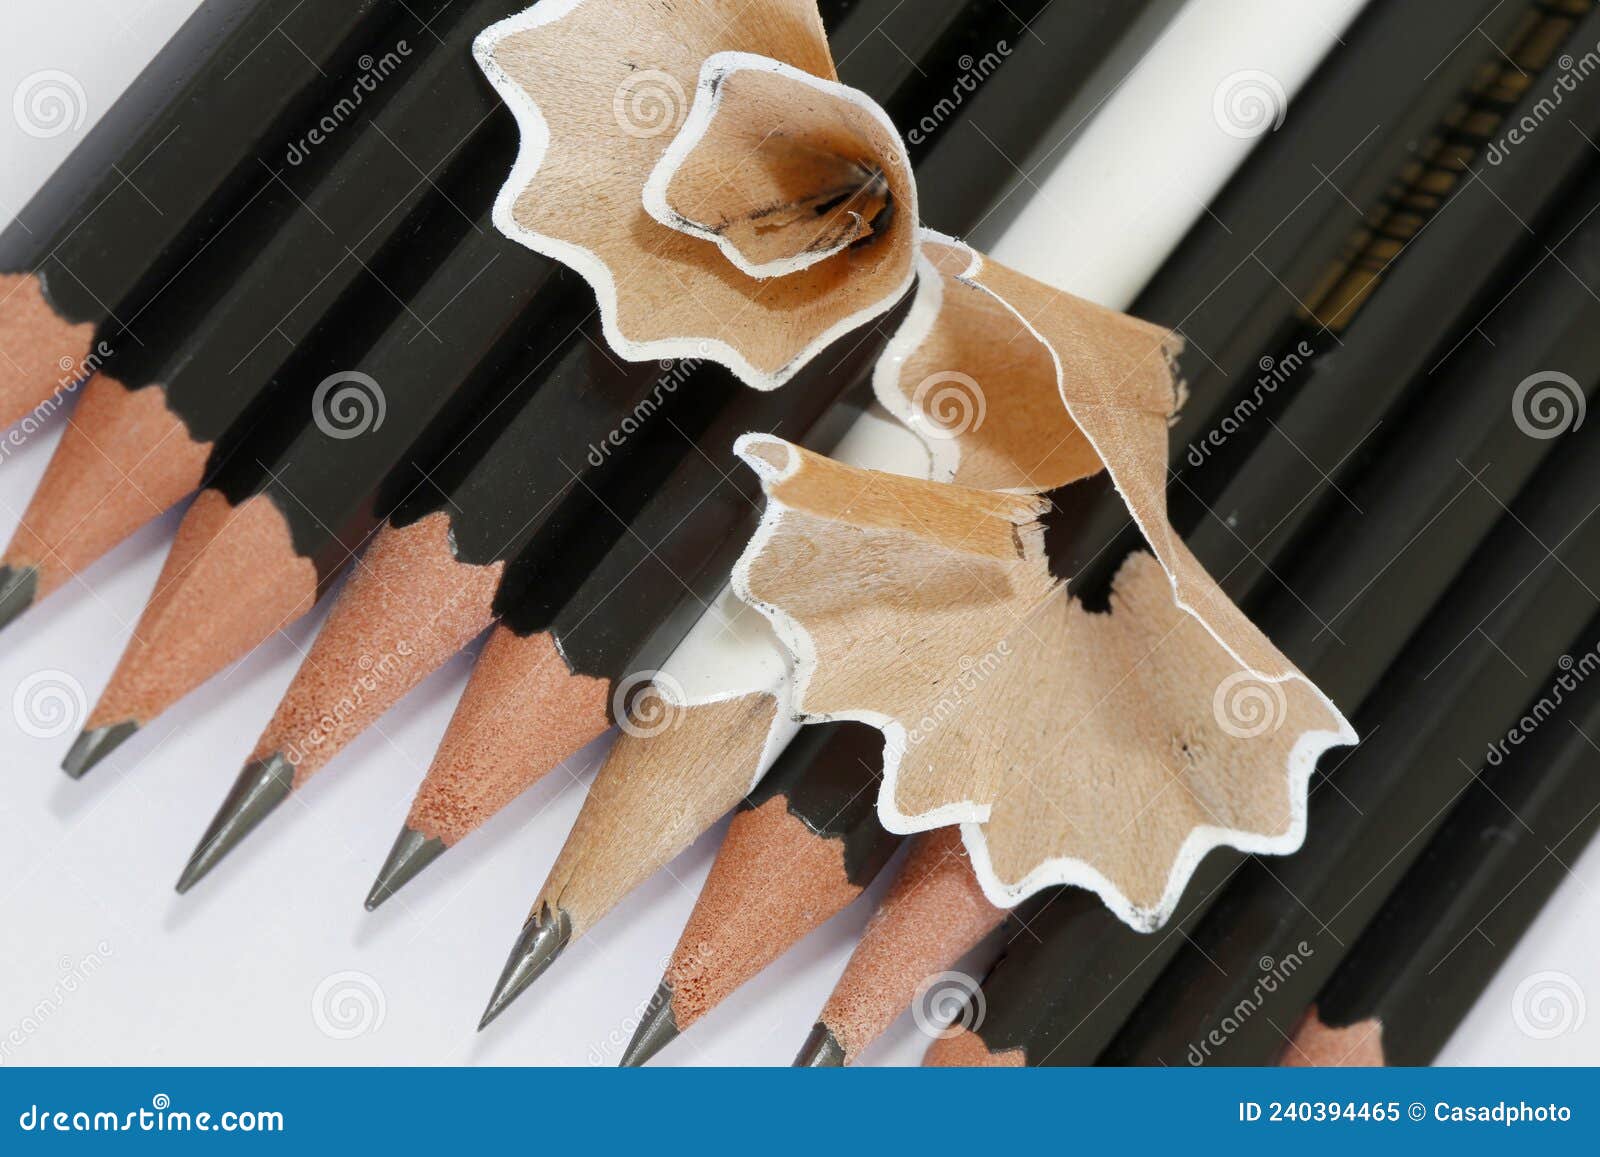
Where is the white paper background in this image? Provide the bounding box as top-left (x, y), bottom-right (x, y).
top-left (1, 0), bottom-right (1595, 1068)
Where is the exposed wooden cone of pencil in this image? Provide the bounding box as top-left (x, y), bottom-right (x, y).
top-left (1281, 1008), bottom-right (1386, 1067)
top-left (621, 765), bottom-right (893, 1065)
top-left (64, 490), bottom-right (318, 779)
top-left (793, 828), bottom-right (1001, 1065)
top-left (0, 375), bottom-right (211, 631)
top-left (922, 1027), bottom-right (1023, 1067)
top-left (0, 272), bottom-right (96, 432)
top-left (478, 692), bottom-right (778, 1027)
top-left (368, 626), bottom-right (611, 907)
top-left (184, 513), bottom-right (502, 885)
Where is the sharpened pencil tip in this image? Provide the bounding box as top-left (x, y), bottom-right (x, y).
top-left (365, 826), bottom-right (445, 911)
top-left (794, 1023), bottom-right (847, 1067)
top-left (61, 720), bottom-right (139, 780)
top-left (174, 753), bottom-right (295, 894)
top-left (478, 904), bottom-right (572, 1031)
top-left (619, 980), bottom-right (679, 1067)
top-left (0, 565), bottom-right (38, 633)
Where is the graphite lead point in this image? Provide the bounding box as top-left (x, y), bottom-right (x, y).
top-left (793, 1023), bottom-right (847, 1067)
top-left (619, 980), bottom-right (679, 1067)
top-left (175, 753), bottom-right (295, 894)
top-left (478, 904), bottom-right (572, 1031)
top-left (0, 565), bottom-right (38, 633)
top-left (365, 826), bottom-right (446, 911)
top-left (61, 720), bottom-right (140, 780)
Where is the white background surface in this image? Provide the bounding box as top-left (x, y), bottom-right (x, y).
top-left (1, 0), bottom-right (1596, 1068)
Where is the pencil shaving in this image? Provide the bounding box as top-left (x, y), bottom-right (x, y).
top-left (731, 437), bottom-right (1356, 931)
top-left (476, 0), bottom-right (915, 388)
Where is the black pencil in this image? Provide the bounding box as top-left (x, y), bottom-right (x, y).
top-left (0, 0), bottom-right (519, 631)
top-left (1140, 0), bottom-right (1560, 467)
top-left (926, 148), bottom-right (1600, 1067)
top-left (0, 0), bottom-right (398, 429)
top-left (374, 0), bottom-right (1171, 907)
top-left (58, 100), bottom-right (545, 787)
top-left (1284, 628), bottom-right (1600, 1066)
top-left (1171, 0), bottom-right (1599, 594)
